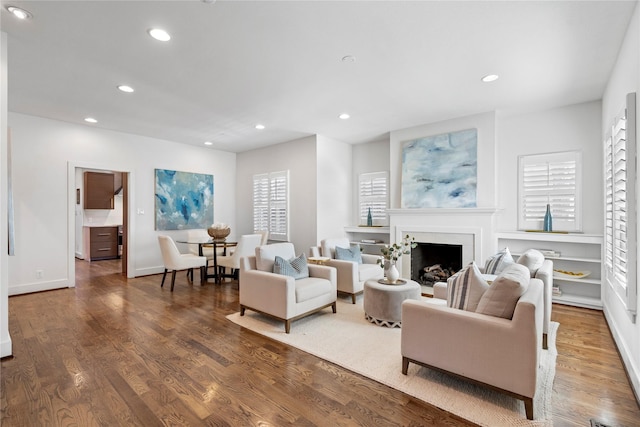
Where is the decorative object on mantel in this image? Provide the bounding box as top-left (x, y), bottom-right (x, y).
top-left (377, 234), bottom-right (417, 283)
top-left (367, 207), bottom-right (373, 226)
top-left (207, 222), bottom-right (230, 241)
top-left (154, 169), bottom-right (214, 230)
top-left (543, 204), bottom-right (553, 232)
top-left (401, 128), bottom-right (477, 209)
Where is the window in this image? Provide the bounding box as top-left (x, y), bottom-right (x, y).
top-left (604, 92), bottom-right (637, 319)
top-left (253, 170), bottom-right (289, 241)
top-left (518, 151), bottom-right (582, 232)
top-left (358, 171), bottom-right (389, 226)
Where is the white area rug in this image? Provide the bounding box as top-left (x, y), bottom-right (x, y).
top-left (227, 299), bottom-right (558, 427)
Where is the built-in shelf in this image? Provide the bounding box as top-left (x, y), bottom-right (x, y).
top-left (345, 226), bottom-right (390, 255)
top-left (496, 231), bottom-right (603, 310)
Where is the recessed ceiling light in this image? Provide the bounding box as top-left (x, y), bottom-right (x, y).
top-left (339, 113), bottom-right (350, 120)
top-left (117, 85), bottom-right (134, 93)
top-left (84, 117), bottom-right (98, 124)
top-left (341, 55), bottom-right (356, 63)
top-left (148, 28), bottom-right (171, 42)
top-left (6, 6), bottom-right (32, 20)
top-left (255, 124), bottom-right (265, 130)
top-left (481, 74), bottom-right (499, 83)
top-left (204, 141), bottom-right (213, 146)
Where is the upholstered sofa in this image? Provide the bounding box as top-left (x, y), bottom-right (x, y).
top-left (239, 242), bottom-right (337, 333)
top-left (434, 249), bottom-right (553, 349)
top-left (310, 237), bottom-right (383, 303)
top-left (402, 274), bottom-right (544, 420)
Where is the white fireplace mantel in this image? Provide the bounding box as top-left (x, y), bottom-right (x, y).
top-left (387, 208), bottom-right (500, 216)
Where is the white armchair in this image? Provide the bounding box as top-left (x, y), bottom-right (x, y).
top-left (310, 237), bottom-right (383, 304)
top-left (239, 243), bottom-right (337, 333)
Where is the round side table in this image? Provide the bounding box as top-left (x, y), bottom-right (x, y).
top-left (363, 279), bottom-right (421, 328)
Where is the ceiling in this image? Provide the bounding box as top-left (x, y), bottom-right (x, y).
top-left (1, 1), bottom-right (636, 153)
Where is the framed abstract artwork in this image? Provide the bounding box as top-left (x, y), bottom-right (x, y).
top-left (154, 169), bottom-right (214, 230)
top-left (401, 128), bottom-right (477, 208)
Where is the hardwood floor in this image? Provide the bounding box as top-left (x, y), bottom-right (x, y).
top-left (1, 259), bottom-right (639, 426)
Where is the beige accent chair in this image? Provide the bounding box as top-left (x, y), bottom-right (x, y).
top-left (310, 237), bottom-right (383, 304)
top-left (216, 234), bottom-right (262, 283)
top-left (402, 278), bottom-right (544, 420)
top-left (158, 235), bottom-right (207, 291)
top-left (186, 229), bottom-right (215, 268)
top-left (239, 242), bottom-right (337, 333)
top-left (433, 254), bottom-right (553, 349)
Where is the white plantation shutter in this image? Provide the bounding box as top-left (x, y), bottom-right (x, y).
top-left (604, 92), bottom-right (636, 318)
top-left (359, 171), bottom-right (389, 226)
top-left (518, 151), bottom-right (582, 232)
top-left (253, 171), bottom-right (289, 241)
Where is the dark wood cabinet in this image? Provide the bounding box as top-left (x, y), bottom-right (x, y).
top-left (84, 226), bottom-right (119, 261)
top-left (84, 172), bottom-right (114, 209)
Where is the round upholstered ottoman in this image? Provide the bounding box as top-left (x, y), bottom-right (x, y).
top-left (363, 279), bottom-right (421, 327)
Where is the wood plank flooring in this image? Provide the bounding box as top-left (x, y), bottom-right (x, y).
top-left (1, 259), bottom-right (639, 426)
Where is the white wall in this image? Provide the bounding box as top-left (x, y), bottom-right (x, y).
top-left (601, 1), bottom-right (640, 402)
top-left (496, 101), bottom-right (603, 234)
top-left (7, 112), bottom-right (236, 295)
top-left (316, 135), bottom-right (352, 241)
top-left (389, 111), bottom-right (497, 210)
top-left (353, 139), bottom-right (390, 225)
top-left (1, 31), bottom-right (12, 357)
top-left (236, 135), bottom-right (318, 253)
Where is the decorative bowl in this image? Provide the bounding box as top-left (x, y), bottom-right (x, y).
top-left (207, 226), bottom-right (230, 241)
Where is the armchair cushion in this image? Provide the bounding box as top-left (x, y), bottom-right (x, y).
top-left (484, 247), bottom-right (515, 274)
top-left (517, 249), bottom-right (545, 272)
top-left (476, 263), bottom-right (530, 319)
top-left (274, 253), bottom-right (309, 279)
top-left (447, 261), bottom-right (489, 311)
top-left (335, 245), bottom-right (362, 263)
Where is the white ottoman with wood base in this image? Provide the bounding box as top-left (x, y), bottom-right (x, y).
top-left (363, 279), bottom-right (421, 327)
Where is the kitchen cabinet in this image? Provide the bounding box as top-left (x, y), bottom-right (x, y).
top-left (84, 226), bottom-right (119, 261)
top-left (84, 171), bottom-right (114, 209)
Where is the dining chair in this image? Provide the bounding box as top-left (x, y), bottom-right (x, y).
top-left (158, 235), bottom-right (207, 291)
top-left (216, 234), bottom-right (262, 283)
top-left (186, 229), bottom-right (216, 271)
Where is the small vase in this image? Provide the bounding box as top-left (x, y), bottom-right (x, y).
top-left (543, 204), bottom-right (553, 232)
top-left (387, 263), bottom-right (400, 283)
top-left (367, 207), bottom-right (373, 227)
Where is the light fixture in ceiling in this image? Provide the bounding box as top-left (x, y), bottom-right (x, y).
top-left (6, 6), bottom-right (32, 20)
top-left (117, 85), bottom-right (134, 93)
top-left (339, 113), bottom-right (350, 120)
top-left (84, 117), bottom-right (98, 124)
top-left (481, 74), bottom-right (499, 83)
top-left (341, 55), bottom-right (356, 63)
top-left (255, 124), bottom-right (265, 130)
top-left (204, 141), bottom-right (213, 146)
top-left (148, 28), bottom-right (171, 42)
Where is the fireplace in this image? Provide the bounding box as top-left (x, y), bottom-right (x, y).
top-left (411, 242), bottom-right (463, 286)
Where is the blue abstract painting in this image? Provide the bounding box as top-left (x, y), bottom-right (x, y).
top-left (155, 169), bottom-right (214, 230)
top-left (401, 128), bottom-right (477, 208)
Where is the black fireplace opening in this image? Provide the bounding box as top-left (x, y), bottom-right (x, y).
top-left (411, 242), bottom-right (463, 286)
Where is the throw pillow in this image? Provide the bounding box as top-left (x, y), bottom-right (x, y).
top-left (273, 253), bottom-right (310, 279)
top-left (335, 244), bottom-right (363, 264)
top-left (517, 249), bottom-right (545, 274)
top-left (484, 247), bottom-right (515, 275)
top-left (447, 261), bottom-right (489, 311)
top-left (476, 263), bottom-right (530, 319)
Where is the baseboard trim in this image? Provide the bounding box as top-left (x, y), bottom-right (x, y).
top-left (1, 336), bottom-right (12, 358)
top-left (8, 279), bottom-right (69, 296)
top-left (603, 305), bottom-right (640, 407)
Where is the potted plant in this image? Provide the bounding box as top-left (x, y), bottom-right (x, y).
top-left (377, 234), bottom-right (417, 283)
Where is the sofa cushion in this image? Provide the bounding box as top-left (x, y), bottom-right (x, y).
top-left (335, 244), bottom-right (363, 264)
top-left (295, 277), bottom-right (333, 302)
top-left (484, 247), bottom-right (515, 274)
top-left (447, 261), bottom-right (489, 311)
top-left (517, 249), bottom-right (545, 275)
top-left (476, 263), bottom-right (530, 319)
top-left (256, 242), bottom-right (296, 272)
top-left (273, 253), bottom-right (309, 279)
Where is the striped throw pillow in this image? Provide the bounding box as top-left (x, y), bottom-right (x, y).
top-left (484, 247), bottom-right (515, 275)
top-left (447, 261), bottom-right (490, 311)
top-left (273, 253), bottom-right (309, 279)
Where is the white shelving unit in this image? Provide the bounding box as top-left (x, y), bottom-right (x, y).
top-left (496, 231), bottom-right (603, 310)
top-left (344, 226), bottom-right (390, 255)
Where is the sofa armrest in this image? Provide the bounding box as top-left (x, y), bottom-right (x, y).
top-left (239, 269), bottom-right (297, 317)
top-left (309, 246), bottom-right (321, 258)
top-left (433, 281), bottom-right (448, 300)
top-left (326, 259), bottom-right (358, 286)
top-left (308, 264), bottom-right (337, 286)
top-left (361, 254), bottom-right (382, 265)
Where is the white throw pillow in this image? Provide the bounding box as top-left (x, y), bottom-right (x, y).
top-left (484, 247), bottom-right (515, 275)
top-left (476, 263), bottom-right (530, 319)
top-left (447, 261), bottom-right (489, 312)
top-left (517, 249), bottom-right (545, 274)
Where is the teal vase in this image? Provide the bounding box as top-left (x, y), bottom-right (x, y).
top-left (543, 204), bottom-right (552, 232)
top-left (367, 208), bottom-right (373, 227)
